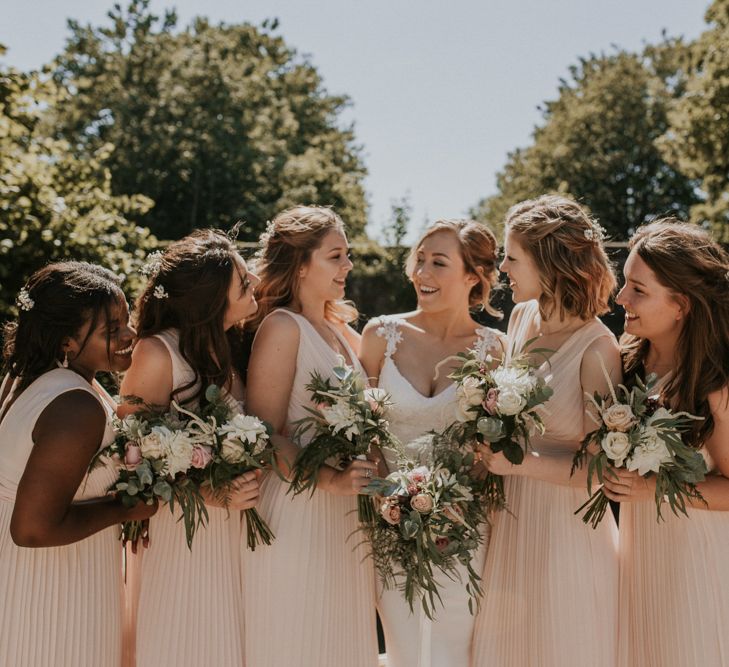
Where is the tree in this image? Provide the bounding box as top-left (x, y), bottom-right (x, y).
top-left (471, 48), bottom-right (700, 239)
top-left (50, 1), bottom-right (368, 240)
top-left (658, 0), bottom-right (729, 241)
top-left (0, 47), bottom-right (156, 318)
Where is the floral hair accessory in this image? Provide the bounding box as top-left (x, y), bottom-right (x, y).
top-left (153, 284), bottom-right (169, 300)
top-left (16, 287), bottom-right (34, 311)
top-left (140, 251), bottom-right (165, 278)
top-left (583, 222), bottom-right (606, 244)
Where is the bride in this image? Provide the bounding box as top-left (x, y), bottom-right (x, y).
top-left (359, 219), bottom-right (505, 667)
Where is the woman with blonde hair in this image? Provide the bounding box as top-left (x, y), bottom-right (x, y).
top-left (359, 218), bottom-right (506, 666)
top-left (242, 206), bottom-right (379, 666)
top-left (602, 220), bottom-right (729, 666)
top-left (472, 194), bottom-right (621, 666)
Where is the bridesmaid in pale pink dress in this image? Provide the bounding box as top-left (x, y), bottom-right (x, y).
top-left (242, 206), bottom-right (379, 667)
top-left (119, 230), bottom-right (261, 667)
top-left (473, 195), bottom-right (621, 666)
top-left (602, 221), bottom-right (729, 667)
top-left (0, 262), bottom-right (157, 667)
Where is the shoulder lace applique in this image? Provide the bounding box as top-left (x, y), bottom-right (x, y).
top-left (473, 327), bottom-right (503, 363)
top-left (375, 317), bottom-right (403, 359)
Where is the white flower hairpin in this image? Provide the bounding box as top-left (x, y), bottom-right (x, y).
top-left (584, 222), bottom-right (607, 243)
top-left (140, 251), bottom-right (165, 278)
top-left (16, 287), bottom-right (34, 311)
top-left (153, 285), bottom-right (169, 300)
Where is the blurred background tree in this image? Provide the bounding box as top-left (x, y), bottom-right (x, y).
top-left (49, 0), bottom-right (368, 240)
top-left (0, 46), bottom-right (156, 319)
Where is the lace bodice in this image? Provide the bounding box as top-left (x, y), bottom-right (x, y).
top-left (375, 316), bottom-right (505, 471)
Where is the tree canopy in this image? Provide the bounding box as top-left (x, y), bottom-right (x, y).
top-left (49, 0), bottom-right (368, 240)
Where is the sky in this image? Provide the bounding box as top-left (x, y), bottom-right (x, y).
top-left (2, 0), bottom-right (710, 241)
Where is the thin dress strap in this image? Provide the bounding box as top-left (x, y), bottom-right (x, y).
top-left (375, 317), bottom-right (403, 360)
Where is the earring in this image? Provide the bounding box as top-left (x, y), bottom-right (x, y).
top-left (62, 352), bottom-right (69, 368)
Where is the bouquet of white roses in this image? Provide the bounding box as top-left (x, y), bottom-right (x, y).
top-left (363, 454), bottom-right (484, 620)
top-left (184, 386), bottom-right (276, 551)
top-left (290, 357), bottom-right (399, 523)
top-left (443, 342), bottom-right (553, 511)
top-left (571, 371), bottom-right (707, 528)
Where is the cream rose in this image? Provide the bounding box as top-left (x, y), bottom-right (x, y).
top-left (139, 429), bottom-right (165, 459)
top-left (602, 404), bottom-right (636, 432)
top-left (601, 431), bottom-right (631, 466)
top-left (220, 438), bottom-right (246, 464)
top-left (381, 502), bottom-right (401, 525)
top-left (627, 427), bottom-right (672, 475)
top-left (411, 493), bottom-right (434, 514)
top-left (459, 376), bottom-right (486, 406)
top-left (496, 389), bottom-right (527, 416)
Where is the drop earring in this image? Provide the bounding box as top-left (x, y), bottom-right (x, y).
top-left (62, 352), bottom-right (69, 368)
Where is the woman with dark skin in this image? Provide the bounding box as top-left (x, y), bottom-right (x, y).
top-left (0, 261), bottom-right (157, 667)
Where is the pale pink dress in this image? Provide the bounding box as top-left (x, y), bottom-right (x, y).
top-left (374, 316), bottom-right (505, 667)
top-left (241, 309), bottom-right (379, 667)
top-left (618, 376), bottom-right (729, 666)
top-left (131, 329), bottom-right (246, 667)
top-left (0, 368), bottom-right (122, 667)
top-left (471, 300), bottom-right (619, 667)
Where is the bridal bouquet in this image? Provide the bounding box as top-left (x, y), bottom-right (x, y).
top-left (101, 386), bottom-right (275, 549)
top-left (363, 450), bottom-right (484, 619)
top-left (290, 357), bottom-right (399, 523)
top-left (571, 371), bottom-right (707, 528)
top-left (443, 342), bottom-right (553, 510)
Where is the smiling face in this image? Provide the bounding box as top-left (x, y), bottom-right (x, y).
top-left (615, 250), bottom-right (686, 341)
top-left (499, 230), bottom-right (542, 303)
top-left (410, 230), bottom-right (478, 312)
top-left (299, 228), bottom-right (353, 302)
top-left (65, 295), bottom-right (137, 379)
top-left (223, 254), bottom-right (260, 330)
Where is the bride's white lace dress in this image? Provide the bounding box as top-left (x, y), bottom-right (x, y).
top-left (374, 316), bottom-right (504, 667)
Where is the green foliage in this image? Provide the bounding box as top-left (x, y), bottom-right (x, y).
top-left (50, 0), bottom-right (368, 240)
top-left (0, 47), bottom-right (157, 319)
top-left (657, 0), bottom-right (729, 241)
top-left (472, 48), bottom-right (700, 239)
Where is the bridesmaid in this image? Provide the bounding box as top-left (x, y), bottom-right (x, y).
top-left (119, 230), bottom-right (261, 667)
top-left (0, 262), bottom-right (157, 667)
top-left (602, 221), bottom-right (729, 666)
top-left (359, 219), bottom-right (505, 667)
top-left (242, 206), bottom-right (379, 667)
top-left (472, 195), bottom-right (621, 666)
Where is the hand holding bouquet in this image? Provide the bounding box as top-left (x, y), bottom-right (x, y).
top-left (571, 370), bottom-right (707, 528)
top-left (290, 357), bottom-right (399, 523)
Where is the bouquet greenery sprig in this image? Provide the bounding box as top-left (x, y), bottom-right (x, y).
top-left (571, 369), bottom-right (707, 528)
top-left (443, 340), bottom-right (553, 511)
top-left (290, 358), bottom-right (400, 523)
top-left (363, 444), bottom-right (485, 620)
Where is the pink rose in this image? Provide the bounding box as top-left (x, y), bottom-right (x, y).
top-left (435, 536), bottom-right (450, 551)
top-left (482, 388), bottom-right (499, 415)
top-left (124, 443), bottom-right (142, 468)
top-left (190, 445), bottom-right (213, 469)
top-left (411, 493), bottom-right (434, 514)
top-left (380, 502), bottom-right (401, 526)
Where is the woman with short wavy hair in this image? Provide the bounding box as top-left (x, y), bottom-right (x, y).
top-left (472, 194), bottom-right (621, 666)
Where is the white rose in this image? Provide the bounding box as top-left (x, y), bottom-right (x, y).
top-left (601, 431), bottom-right (631, 466)
top-left (218, 414), bottom-right (268, 446)
top-left (601, 404), bottom-right (636, 432)
top-left (139, 429), bottom-right (165, 459)
top-left (496, 389), bottom-right (527, 416)
top-left (626, 427), bottom-right (672, 475)
top-left (320, 401), bottom-right (359, 440)
top-left (220, 437), bottom-right (247, 464)
top-left (458, 376), bottom-right (485, 406)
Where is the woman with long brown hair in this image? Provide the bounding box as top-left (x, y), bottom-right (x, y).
top-left (472, 195), bottom-right (621, 666)
top-left (119, 229), bottom-right (261, 667)
top-left (242, 206), bottom-right (379, 667)
top-left (0, 262), bottom-right (157, 667)
top-left (603, 220), bottom-right (729, 666)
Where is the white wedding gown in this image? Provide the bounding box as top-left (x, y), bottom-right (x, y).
top-left (374, 316), bottom-right (504, 667)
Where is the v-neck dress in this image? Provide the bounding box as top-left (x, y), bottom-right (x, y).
top-left (471, 300), bottom-right (619, 667)
top-left (241, 309), bottom-right (379, 667)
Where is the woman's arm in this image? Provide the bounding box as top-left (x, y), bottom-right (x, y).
top-left (10, 390), bottom-right (157, 547)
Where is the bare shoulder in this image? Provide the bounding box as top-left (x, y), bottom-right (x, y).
top-left (34, 389), bottom-right (106, 444)
top-left (254, 310), bottom-right (301, 344)
top-left (581, 334), bottom-right (621, 384)
top-left (250, 311), bottom-right (301, 370)
top-left (128, 336), bottom-right (172, 375)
